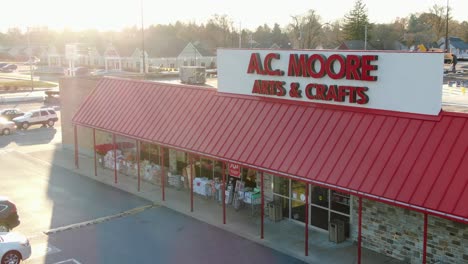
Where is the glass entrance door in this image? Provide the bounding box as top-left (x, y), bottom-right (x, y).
top-left (272, 177), bottom-right (351, 238)
top-left (310, 186), bottom-right (351, 237)
top-left (310, 186), bottom-right (330, 230)
top-left (273, 177), bottom-right (290, 219)
top-left (291, 180), bottom-right (306, 223)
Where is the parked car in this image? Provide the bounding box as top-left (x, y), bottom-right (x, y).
top-left (23, 56), bottom-right (40, 65)
top-left (0, 118), bottom-right (16, 136)
top-left (43, 90), bottom-right (60, 105)
top-left (0, 232), bottom-right (31, 264)
top-left (0, 64), bottom-right (18, 73)
top-left (0, 63), bottom-right (8, 69)
top-left (12, 108), bottom-right (58, 130)
top-left (0, 197), bottom-right (19, 232)
top-left (90, 69), bottom-right (122, 76)
top-left (0, 109), bottom-right (24, 121)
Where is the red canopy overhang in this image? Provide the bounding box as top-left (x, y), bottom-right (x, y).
top-left (73, 78), bottom-right (468, 223)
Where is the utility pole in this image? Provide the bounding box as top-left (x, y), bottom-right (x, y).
top-left (140, 0), bottom-right (146, 75)
top-left (445, 0), bottom-right (450, 52)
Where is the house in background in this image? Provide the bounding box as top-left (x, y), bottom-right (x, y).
top-left (177, 42), bottom-right (216, 69)
top-left (86, 46), bottom-right (101, 68)
top-left (150, 56), bottom-right (179, 70)
top-left (438, 37), bottom-right (468, 60)
top-left (103, 45), bottom-right (122, 71)
top-left (121, 48), bottom-right (149, 73)
top-left (41, 45), bottom-right (62, 67)
top-left (337, 40), bottom-right (375, 50)
top-left (380, 40), bottom-right (408, 50)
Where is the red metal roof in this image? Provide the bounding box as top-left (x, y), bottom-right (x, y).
top-left (73, 78), bottom-right (468, 223)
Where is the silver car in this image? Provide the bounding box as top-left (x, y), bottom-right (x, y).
top-left (0, 232), bottom-right (31, 264)
top-left (0, 118), bottom-right (16, 136)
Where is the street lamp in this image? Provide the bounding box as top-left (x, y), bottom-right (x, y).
top-left (140, 0), bottom-right (146, 75)
top-left (27, 27), bottom-right (34, 91)
top-left (445, 0), bottom-right (449, 52)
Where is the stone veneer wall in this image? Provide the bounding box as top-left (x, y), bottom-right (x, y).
top-left (350, 197), bottom-right (468, 263)
top-left (427, 215), bottom-right (468, 263)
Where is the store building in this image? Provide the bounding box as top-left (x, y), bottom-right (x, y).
top-left (70, 49), bottom-right (468, 264)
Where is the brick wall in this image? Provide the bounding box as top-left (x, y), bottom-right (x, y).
top-left (350, 197), bottom-right (468, 263)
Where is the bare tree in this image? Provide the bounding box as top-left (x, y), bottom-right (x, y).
top-left (288, 10), bottom-right (323, 49)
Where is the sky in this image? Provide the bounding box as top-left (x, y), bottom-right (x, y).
top-left (2, 0), bottom-right (466, 32)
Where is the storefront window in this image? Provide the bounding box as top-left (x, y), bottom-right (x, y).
top-left (244, 169), bottom-right (257, 189)
top-left (291, 200), bottom-right (306, 223)
top-left (310, 206), bottom-right (329, 230)
top-left (290, 180), bottom-right (306, 223)
top-left (213, 161), bottom-right (223, 180)
top-left (311, 186), bottom-right (329, 208)
top-left (273, 177), bottom-right (289, 197)
top-left (200, 158), bottom-right (213, 178)
top-left (140, 143), bottom-right (160, 164)
top-left (330, 190), bottom-right (350, 214)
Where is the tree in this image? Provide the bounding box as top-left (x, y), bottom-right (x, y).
top-left (342, 0), bottom-right (370, 41)
top-left (206, 14), bottom-right (235, 48)
top-left (287, 9), bottom-right (323, 49)
top-left (405, 14), bottom-right (436, 46)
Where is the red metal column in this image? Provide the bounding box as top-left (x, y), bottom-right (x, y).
top-left (222, 162), bottom-right (226, 224)
top-left (161, 147), bottom-right (165, 201)
top-left (305, 183), bottom-right (309, 256)
top-left (93, 128), bottom-right (97, 176)
top-left (423, 213), bottom-right (428, 264)
top-left (358, 197), bottom-right (363, 264)
top-left (190, 155), bottom-right (194, 212)
top-left (113, 134), bottom-right (117, 184)
top-left (74, 125), bottom-right (79, 169)
top-left (136, 140), bottom-right (140, 192)
top-left (261, 172), bottom-right (264, 239)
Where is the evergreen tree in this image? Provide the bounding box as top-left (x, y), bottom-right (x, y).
top-left (342, 0), bottom-right (370, 41)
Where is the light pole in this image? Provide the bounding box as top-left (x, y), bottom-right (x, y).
top-left (239, 22), bottom-right (242, 48)
top-left (445, 0), bottom-right (449, 52)
top-left (140, 0), bottom-right (146, 75)
top-left (27, 28), bottom-right (34, 91)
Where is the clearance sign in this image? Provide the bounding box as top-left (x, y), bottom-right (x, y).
top-left (217, 49), bottom-right (443, 116)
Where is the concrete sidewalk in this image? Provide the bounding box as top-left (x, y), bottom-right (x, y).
top-left (24, 145), bottom-right (405, 264)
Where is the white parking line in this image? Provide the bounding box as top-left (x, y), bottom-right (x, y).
top-left (54, 259), bottom-right (82, 264)
top-left (29, 242), bottom-right (61, 259)
top-left (54, 259), bottom-right (81, 264)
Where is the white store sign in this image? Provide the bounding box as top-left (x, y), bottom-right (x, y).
top-left (217, 49), bottom-right (443, 116)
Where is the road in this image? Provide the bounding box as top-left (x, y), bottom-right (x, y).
top-left (0, 107), bottom-right (305, 264)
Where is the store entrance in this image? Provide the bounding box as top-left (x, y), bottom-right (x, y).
top-left (272, 178), bottom-right (307, 224)
top-left (311, 186), bottom-right (351, 237)
top-left (272, 177), bottom-right (351, 238)
top-left (291, 180), bottom-right (306, 223)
